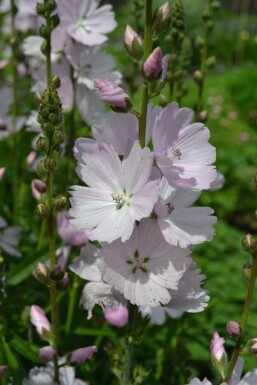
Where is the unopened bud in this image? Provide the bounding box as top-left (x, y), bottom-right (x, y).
top-left (44, 157), bottom-right (57, 171)
top-left (49, 113), bottom-right (62, 125)
top-left (226, 321), bottom-right (241, 339)
top-left (40, 41), bottom-right (48, 56)
top-left (50, 265), bottom-right (65, 281)
top-left (36, 137), bottom-right (49, 153)
top-left (243, 261), bottom-right (252, 281)
top-left (142, 47), bottom-right (163, 82)
top-left (52, 196), bottom-right (67, 211)
top-left (57, 272), bottom-right (69, 290)
top-left (35, 263), bottom-right (50, 284)
top-left (50, 14), bottom-right (60, 29)
top-left (35, 203), bottom-right (49, 219)
top-left (207, 20), bottom-right (215, 31)
top-left (195, 36), bottom-right (205, 49)
top-left (42, 122), bottom-right (54, 134)
top-left (39, 346), bottom-right (56, 362)
top-left (206, 56), bottom-right (216, 68)
top-left (199, 110), bottom-right (208, 123)
top-left (51, 75), bottom-right (61, 89)
top-left (242, 234), bottom-right (257, 255)
top-left (247, 338), bottom-right (257, 354)
top-left (30, 305), bottom-right (51, 336)
top-left (69, 346), bottom-right (97, 366)
top-left (153, 2), bottom-right (171, 35)
top-left (45, 0), bottom-right (57, 13)
top-left (194, 70), bottom-right (203, 84)
top-left (202, 10), bottom-right (211, 21)
top-left (39, 25), bottom-right (51, 39)
top-left (36, 160), bottom-right (47, 181)
top-left (210, 332), bottom-right (227, 376)
top-left (211, 1), bottom-right (220, 12)
top-left (124, 26), bottom-right (144, 59)
top-left (36, 2), bottom-right (46, 16)
top-left (52, 130), bottom-right (64, 145)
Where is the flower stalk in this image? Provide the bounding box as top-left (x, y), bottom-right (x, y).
top-left (224, 254), bottom-right (257, 383)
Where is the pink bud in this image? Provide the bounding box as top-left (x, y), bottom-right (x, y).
top-left (31, 179), bottom-right (46, 201)
top-left (57, 272), bottom-right (69, 291)
top-left (0, 167), bottom-right (5, 181)
top-left (226, 321), bottom-right (241, 339)
top-left (57, 212), bottom-right (88, 246)
top-left (39, 346), bottom-right (56, 362)
top-left (124, 25), bottom-right (143, 59)
top-left (0, 366), bottom-right (8, 381)
top-left (210, 332), bottom-right (227, 365)
top-left (159, 2), bottom-right (170, 19)
top-left (26, 151), bottom-right (37, 166)
top-left (34, 262), bottom-right (50, 283)
top-left (248, 337), bottom-right (257, 354)
top-left (30, 305), bottom-right (51, 335)
top-left (142, 47), bottom-right (163, 81)
top-left (70, 346), bottom-right (97, 366)
top-left (94, 79), bottom-right (131, 111)
top-left (103, 304), bottom-right (129, 328)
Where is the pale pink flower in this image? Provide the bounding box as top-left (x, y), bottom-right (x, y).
top-left (26, 151), bottom-right (37, 166)
top-left (39, 346), bottom-right (56, 362)
top-left (57, 211), bottom-right (88, 246)
top-left (70, 346), bottom-right (97, 366)
top-left (104, 304), bottom-right (129, 328)
top-left (76, 85), bottom-right (106, 127)
top-left (152, 102), bottom-right (217, 190)
top-left (65, 41), bottom-right (121, 90)
top-left (99, 219), bottom-right (190, 307)
top-left (0, 216), bottom-right (22, 257)
top-left (143, 262), bottom-right (209, 324)
top-left (69, 141), bottom-right (159, 243)
top-left (155, 177), bottom-right (216, 247)
top-left (51, 0), bottom-right (117, 49)
top-left (69, 243), bottom-right (124, 319)
top-left (31, 179), bottom-right (46, 201)
top-left (142, 47), bottom-right (163, 81)
top-left (0, 167), bottom-right (5, 180)
top-left (30, 305), bottom-right (51, 336)
top-left (94, 79), bottom-right (131, 110)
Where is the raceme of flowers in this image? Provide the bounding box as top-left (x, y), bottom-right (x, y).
top-left (69, 100), bottom-right (217, 317)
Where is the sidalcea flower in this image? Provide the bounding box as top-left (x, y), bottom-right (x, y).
top-left (57, 211), bottom-right (88, 246)
top-left (65, 41), bottom-right (121, 90)
top-left (30, 305), bottom-right (51, 336)
top-left (142, 47), bottom-right (163, 81)
top-left (51, 0), bottom-right (117, 50)
top-left (0, 167), bottom-right (5, 180)
top-left (154, 177), bottom-right (216, 248)
top-left (39, 346), bottom-right (56, 362)
top-left (70, 243), bottom-right (124, 319)
top-left (152, 102), bottom-right (217, 190)
top-left (94, 79), bottom-right (131, 111)
top-left (103, 304), bottom-right (129, 328)
top-left (23, 359), bottom-right (87, 385)
top-left (142, 262), bottom-right (209, 324)
top-left (69, 141), bottom-right (159, 243)
top-left (124, 25), bottom-right (144, 59)
top-left (70, 346), bottom-right (97, 366)
top-left (31, 179), bottom-right (46, 201)
top-left (0, 216), bottom-right (22, 257)
top-left (99, 219), bottom-right (191, 307)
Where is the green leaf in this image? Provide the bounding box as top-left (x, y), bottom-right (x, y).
top-left (74, 327), bottom-right (116, 338)
top-left (10, 334), bottom-right (42, 364)
top-left (0, 336), bottom-right (20, 373)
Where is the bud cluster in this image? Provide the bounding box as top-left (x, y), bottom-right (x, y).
top-left (34, 262), bottom-right (69, 291)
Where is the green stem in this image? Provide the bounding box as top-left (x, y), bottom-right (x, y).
top-left (196, 27), bottom-right (208, 119)
top-left (224, 256), bottom-right (257, 383)
top-left (122, 340), bottom-right (133, 385)
top-left (65, 275), bottom-right (80, 334)
top-left (138, 0), bottom-right (153, 148)
top-left (36, 220), bottom-right (46, 252)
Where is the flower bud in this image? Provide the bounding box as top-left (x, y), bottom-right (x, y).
top-left (123, 26), bottom-right (144, 59)
top-left (199, 110), bottom-right (208, 123)
top-left (153, 2), bottom-right (171, 35)
top-left (142, 47), bottom-right (163, 82)
top-left (0, 366), bottom-right (8, 381)
top-left (94, 79), bottom-right (132, 112)
top-left (31, 179), bottom-right (46, 201)
top-left (36, 137), bottom-right (49, 153)
top-left (36, 2), bottom-right (46, 16)
top-left (194, 70), bottom-right (203, 85)
top-left (242, 234), bottom-right (257, 255)
top-left (57, 272), bottom-right (69, 291)
top-left (26, 151), bottom-right (37, 166)
top-left (44, 157), bottom-right (57, 171)
top-left (243, 261), bottom-right (252, 281)
top-left (69, 346), bottom-right (97, 366)
top-left (210, 332), bottom-right (227, 373)
top-left (247, 337), bottom-right (257, 354)
top-left (39, 346), bottom-right (56, 362)
top-left (34, 262), bottom-right (50, 283)
top-left (30, 305), bottom-right (51, 336)
top-left (40, 41), bottom-right (49, 56)
top-left (45, 0), bottom-right (57, 13)
top-left (0, 167), bottom-right (5, 181)
top-left (51, 75), bottom-right (61, 89)
top-left (207, 20), bottom-right (215, 31)
top-left (52, 196), bottom-right (67, 211)
top-left (206, 56), bottom-right (216, 68)
top-left (103, 304), bottom-right (129, 328)
top-left (50, 265), bottom-right (65, 281)
top-left (39, 25), bottom-right (51, 39)
top-left (211, 1), bottom-right (220, 12)
top-left (202, 10), bottom-right (211, 21)
top-left (35, 203), bottom-right (49, 219)
top-left (50, 14), bottom-right (60, 29)
top-left (226, 321), bottom-right (241, 339)
top-left (36, 160), bottom-right (47, 181)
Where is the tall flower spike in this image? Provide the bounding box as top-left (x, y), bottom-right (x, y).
top-left (69, 141), bottom-right (159, 243)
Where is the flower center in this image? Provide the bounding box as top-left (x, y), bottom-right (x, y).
top-left (76, 19), bottom-right (91, 32)
top-left (127, 250), bottom-right (149, 273)
top-left (111, 191), bottom-right (132, 209)
top-left (165, 202), bottom-right (174, 214)
top-left (169, 148), bottom-right (182, 160)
